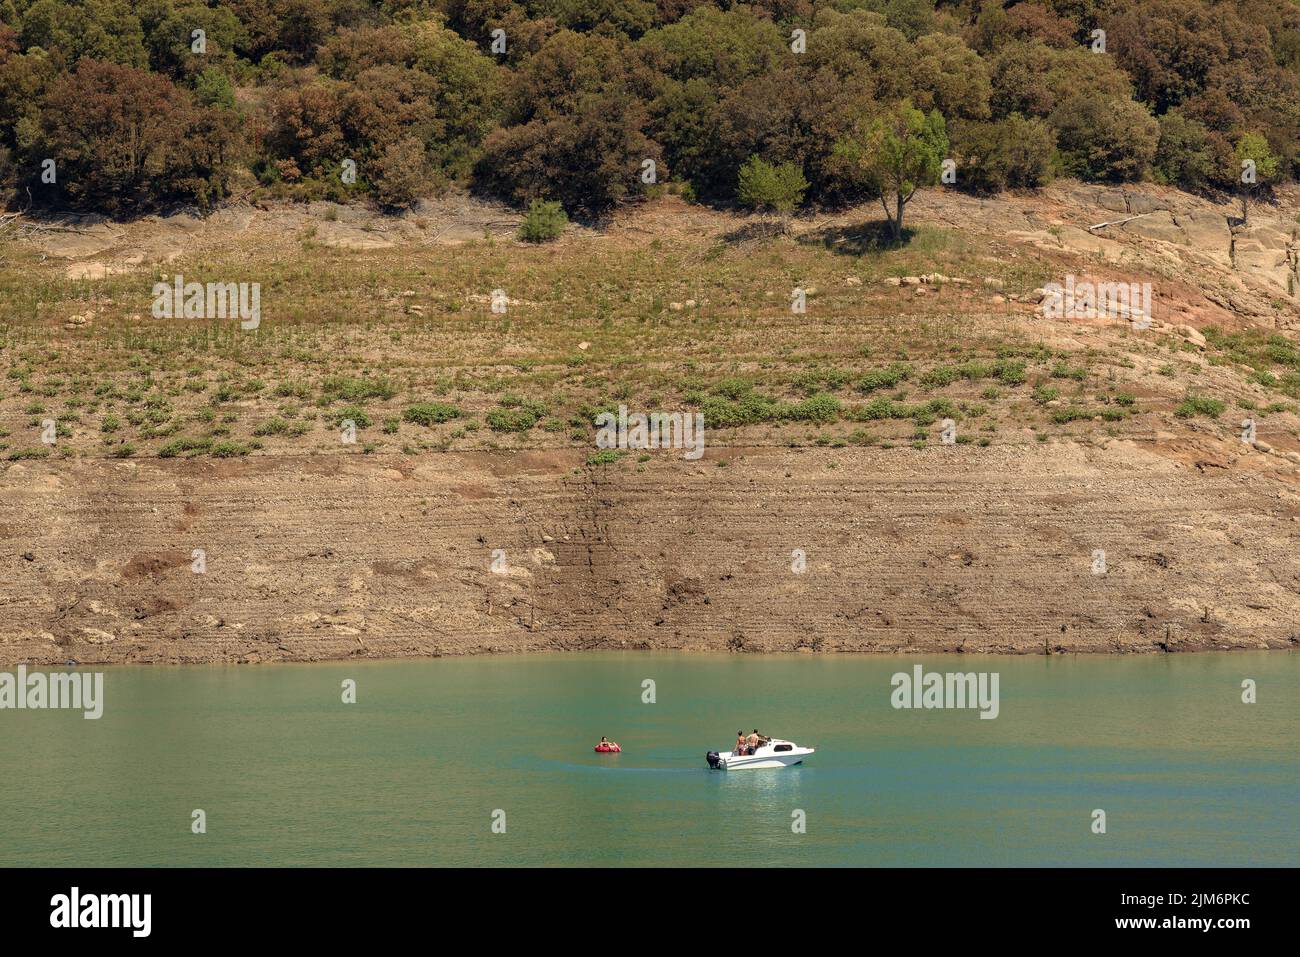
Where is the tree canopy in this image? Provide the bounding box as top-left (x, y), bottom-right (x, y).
top-left (0, 0), bottom-right (1295, 217)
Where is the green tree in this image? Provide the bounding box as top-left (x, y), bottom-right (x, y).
top-left (949, 114), bottom-right (1055, 193)
top-left (735, 155), bottom-right (808, 232)
top-left (1152, 110), bottom-right (1213, 189)
top-left (372, 136), bottom-right (429, 210)
top-left (31, 58), bottom-right (238, 213)
top-left (832, 100), bottom-right (948, 242)
top-left (1049, 94), bottom-right (1158, 181)
top-left (1234, 132), bottom-right (1280, 223)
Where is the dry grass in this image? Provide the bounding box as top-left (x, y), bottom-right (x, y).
top-left (0, 206), bottom-right (1290, 462)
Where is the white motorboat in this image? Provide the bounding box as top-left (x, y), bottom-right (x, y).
top-left (706, 738), bottom-right (814, 770)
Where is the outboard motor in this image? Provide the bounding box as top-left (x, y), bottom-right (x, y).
top-left (706, 751), bottom-right (721, 769)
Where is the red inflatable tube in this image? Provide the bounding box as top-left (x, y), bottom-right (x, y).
top-left (594, 743), bottom-right (621, 753)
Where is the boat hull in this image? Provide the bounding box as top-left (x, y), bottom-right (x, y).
top-left (720, 754), bottom-right (807, 770)
top-left (708, 741), bottom-right (815, 770)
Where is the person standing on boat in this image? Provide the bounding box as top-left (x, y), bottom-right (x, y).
top-left (735, 731), bottom-right (748, 755)
top-left (746, 730), bottom-right (761, 753)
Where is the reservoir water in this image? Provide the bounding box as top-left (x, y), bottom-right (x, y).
top-left (2, 652), bottom-right (1295, 867)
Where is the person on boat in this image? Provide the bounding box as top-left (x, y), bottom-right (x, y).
top-left (746, 730), bottom-right (761, 752)
top-left (735, 731), bottom-right (748, 755)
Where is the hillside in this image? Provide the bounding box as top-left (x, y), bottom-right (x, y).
top-left (1, 180), bottom-right (1298, 662)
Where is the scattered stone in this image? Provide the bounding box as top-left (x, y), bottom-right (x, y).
top-left (1174, 324), bottom-right (1207, 348)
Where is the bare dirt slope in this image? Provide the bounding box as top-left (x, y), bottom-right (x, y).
top-left (3, 440), bottom-right (1298, 664)
top-left (3, 180), bottom-right (1299, 662)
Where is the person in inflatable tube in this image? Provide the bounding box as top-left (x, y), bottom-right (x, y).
top-left (595, 736), bottom-right (620, 752)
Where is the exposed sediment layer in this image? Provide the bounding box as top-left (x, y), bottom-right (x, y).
top-left (2, 442), bottom-right (1298, 663)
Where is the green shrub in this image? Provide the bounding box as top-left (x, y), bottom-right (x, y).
top-left (735, 155), bottom-right (808, 215)
top-left (711, 378), bottom-right (754, 400)
top-left (699, 393), bottom-right (781, 428)
top-left (487, 407), bottom-right (541, 432)
top-left (518, 200), bottom-right (568, 243)
top-left (1175, 395), bottom-right (1225, 418)
top-left (253, 417), bottom-right (292, 436)
top-left (159, 437), bottom-right (213, 458)
top-left (321, 376), bottom-right (396, 402)
top-left (331, 407), bottom-right (373, 428)
top-left (403, 403), bottom-right (461, 426)
top-left (858, 364), bottom-right (910, 393)
top-left (1050, 406), bottom-right (1094, 424)
top-left (7, 447), bottom-right (50, 460)
top-left (275, 380), bottom-right (311, 399)
top-left (784, 393), bottom-right (841, 422)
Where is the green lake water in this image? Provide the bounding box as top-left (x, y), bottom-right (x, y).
top-left (1, 652), bottom-right (1295, 867)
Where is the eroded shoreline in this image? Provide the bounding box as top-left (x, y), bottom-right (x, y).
top-left (4, 444), bottom-right (1298, 664)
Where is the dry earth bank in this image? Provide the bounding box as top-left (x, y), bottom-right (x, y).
top-left (2, 181), bottom-right (1298, 661)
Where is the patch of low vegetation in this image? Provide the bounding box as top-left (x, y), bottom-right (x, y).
top-left (1175, 395), bottom-right (1226, 418)
top-left (252, 417), bottom-right (309, 437)
top-left (321, 377), bottom-right (396, 403)
top-left (487, 396), bottom-right (548, 433)
top-left (857, 364), bottom-right (910, 394)
top-left (403, 402), bottom-right (461, 426)
top-left (159, 436), bottom-right (213, 458)
top-left (7, 447), bottom-right (50, 461)
top-left (325, 407), bottom-right (369, 429)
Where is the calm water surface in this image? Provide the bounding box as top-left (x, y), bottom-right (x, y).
top-left (2, 653), bottom-right (1295, 866)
